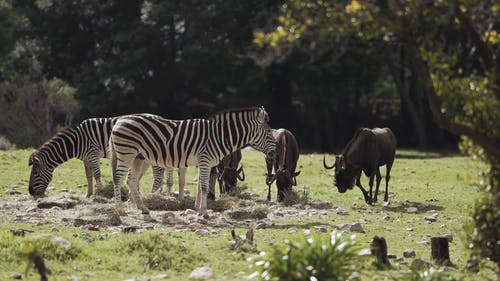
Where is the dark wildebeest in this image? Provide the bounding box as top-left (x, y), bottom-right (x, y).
top-left (323, 127), bottom-right (396, 204)
top-left (208, 149), bottom-right (245, 199)
top-left (266, 129), bottom-right (301, 202)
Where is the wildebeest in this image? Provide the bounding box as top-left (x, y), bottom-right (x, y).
top-left (323, 127), bottom-right (396, 204)
top-left (208, 150), bottom-right (245, 199)
top-left (266, 129), bottom-right (301, 202)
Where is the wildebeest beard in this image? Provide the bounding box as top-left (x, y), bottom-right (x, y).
top-left (334, 167), bottom-right (357, 193)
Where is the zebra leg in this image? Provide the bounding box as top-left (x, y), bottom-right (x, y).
top-left (151, 166), bottom-right (165, 193)
top-left (89, 151), bottom-right (103, 194)
top-left (165, 167), bottom-right (173, 195)
top-left (128, 159), bottom-right (150, 214)
top-left (83, 160), bottom-right (94, 198)
top-left (195, 164), bottom-right (211, 216)
top-left (178, 168), bottom-right (186, 200)
top-left (110, 148), bottom-right (129, 204)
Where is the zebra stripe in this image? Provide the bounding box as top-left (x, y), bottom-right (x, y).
top-left (109, 107), bottom-right (277, 215)
top-left (28, 115), bottom-right (181, 197)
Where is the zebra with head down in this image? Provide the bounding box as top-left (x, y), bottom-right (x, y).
top-left (109, 106), bottom-right (277, 216)
top-left (28, 115), bottom-right (180, 198)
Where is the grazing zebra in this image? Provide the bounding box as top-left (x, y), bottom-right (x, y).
top-left (28, 115), bottom-right (181, 197)
top-left (109, 106), bottom-right (277, 215)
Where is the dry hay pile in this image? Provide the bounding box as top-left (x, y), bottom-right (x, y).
top-left (95, 182), bottom-right (129, 201)
top-left (226, 205), bottom-right (269, 220)
top-left (282, 190), bottom-right (307, 206)
top-left (142, 193), bottom-right (196, 211)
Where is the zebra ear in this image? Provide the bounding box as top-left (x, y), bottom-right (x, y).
top-left (257, 108), bottom-right (268, 123)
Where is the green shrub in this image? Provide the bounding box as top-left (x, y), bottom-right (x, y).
top-left (247, 231), bottom-right (363, 281)
top-left (0, 135), bottom-right (16, 150)
top-left (124, 232), bottom-right (201, 271)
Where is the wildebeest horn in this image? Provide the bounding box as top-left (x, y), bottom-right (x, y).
top-left (293, 171), bottom-right (301, 186)
top-left (237, 165), bottom-right (245, 181)
top-left (323, 155), bottom-right (334, 169)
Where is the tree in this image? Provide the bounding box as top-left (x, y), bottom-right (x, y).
top-left (254, 0), bottom-right (499, 268)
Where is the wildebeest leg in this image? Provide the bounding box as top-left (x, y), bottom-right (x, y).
top-left (355, 172), bottom-right (371, 204)
top-left (267, 184), bottom-right (272, 201)
top-left (208, 167), bottom-right (217, 200)
top-left (374, 168), bottom-right (382, 203)
top-left (83, 160), bottom-right (93, 198)
top-left (384, 162), bottom-right (393, 202)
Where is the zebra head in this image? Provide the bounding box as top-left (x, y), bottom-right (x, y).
top-left (249, 107), bottom-right (277, 161)
top-left (28, 152), bottom-right (54, 196)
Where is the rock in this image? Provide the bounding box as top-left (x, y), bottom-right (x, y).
top-left (336, 207), bottom-right (349, 216)
top-left (184, 209), bottom-right (198, 216)
top-left (255, 221), bottom-right (267, 229)
top-left (10, 272), bottom-right (22, 279)
top-left (38, 197), bottom-right (79, 209)
top-left (34, 234), bottom-right (71, 249)
top-left (189, 266), bottom-right (213, 280)
top-left (382, 215), bottom-right (390, 221)
top-left (151, 274), bottom-right (169, 280)
top-left (411, 258), bottom-right (432, 270)
top-left (403, 249), bottom-right (416, 258)
top-left (424, 215), bottom-right (437, 222)
top-left (288, 227), bottom-right (298, 234)
top-left (405, 207), bottom-right (418, 213)
top-left (444, 233), bottom-right (453, 242)
top-left (314, 225), bottom-right (328, 233)
top-left (406, 226), bottom-right (413, 231)
top-left (5, 190), bottom-right (22, 195)
top-left (195, 229), bottom-right (210, 236)
top-left (349, 223), bottom-right (365, 233)
top-left (74, 214), bottom-right (122, 227)
top-left (388, 253), bottom-right (397, 259)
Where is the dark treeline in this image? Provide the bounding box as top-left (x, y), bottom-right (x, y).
top-left (0, 0), bottom-right (467, 150)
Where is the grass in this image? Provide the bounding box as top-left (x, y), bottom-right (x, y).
top-left (0, 148), bottom-right (496, 280)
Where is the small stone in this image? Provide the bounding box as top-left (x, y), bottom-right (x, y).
top-left (416, 240), bottom-right (430, 246)
top-left (388, 253), bottom-right (397, 259)
top-left (189, 266), bottom-right (213, 280)
top-left (288, 227), bottom-right (298, 234)
top-left (151, 274), bottom-right (169, 280)
top-left (336, 207), bottom-right (349, 216)
top-left (382, 215), bottom-right (390, 221)
top-left (303, 229), bottom-right (311, 236)
top-left (406, 207), bottom-right (418, 213)
top-left (195, 229), bottom-right (209, 236)
top-left (444, 233), bottom-right (453, 242)
top-left (349, 223), bottom-right (365, 233)
top-left (406, 227), bottom-right (413, 231)
top-left (255, 221), bottom-right (267, 229)
top-left (314, 225), bottom-right (328, 233)
top-left (411, 258), bottom-right (432, 270)
top-left (403, 249), bottom-right (416, 258)
top-left (10, 272), bottom-right (22, 279)
top-left (424, 215), bottom-right (437, 222)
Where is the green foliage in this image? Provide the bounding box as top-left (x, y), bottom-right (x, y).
top-left (248, 231), bottom-right (363, 281)
top-left (0, 135), bottom-right (16, 150)
top-left (123, 231), bottom-right (201, 271)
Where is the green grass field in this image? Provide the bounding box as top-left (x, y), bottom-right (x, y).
top-left (0, 148), bottom-right (496, 280)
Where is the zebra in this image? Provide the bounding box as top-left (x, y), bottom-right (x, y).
top-left (109, 106), bottom-right (277, 216)
top-left (28, 115), bottom-right (183, 197)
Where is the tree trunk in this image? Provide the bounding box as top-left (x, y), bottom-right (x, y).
top-left (385, 47), bottom-right (428, 147)
top-left (431, 237), bottom-right (451, 265)
top-left (371, 236), bottom-right (390, 267)
top-left (268, 62), bottom-right (292, 129)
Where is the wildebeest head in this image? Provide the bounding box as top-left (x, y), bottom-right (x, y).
top-left (267, 168), bottom-right (301, 202)
top-left (334, 155), bottom-right (356, 193)
top-left (28, 152), bottom-right (53, 197)
top-left (218, 165), bottom-right (245, 193)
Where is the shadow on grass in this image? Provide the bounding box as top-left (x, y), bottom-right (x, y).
top-left (381, 200), bottom-right (445, 213)
top-left (396, 150), bottom-right (461, 159)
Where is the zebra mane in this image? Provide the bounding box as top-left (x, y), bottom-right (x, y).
top-left (35, 126), bottom-right (77, 153)
top-left (210, 106), bottom-right (264, 118)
